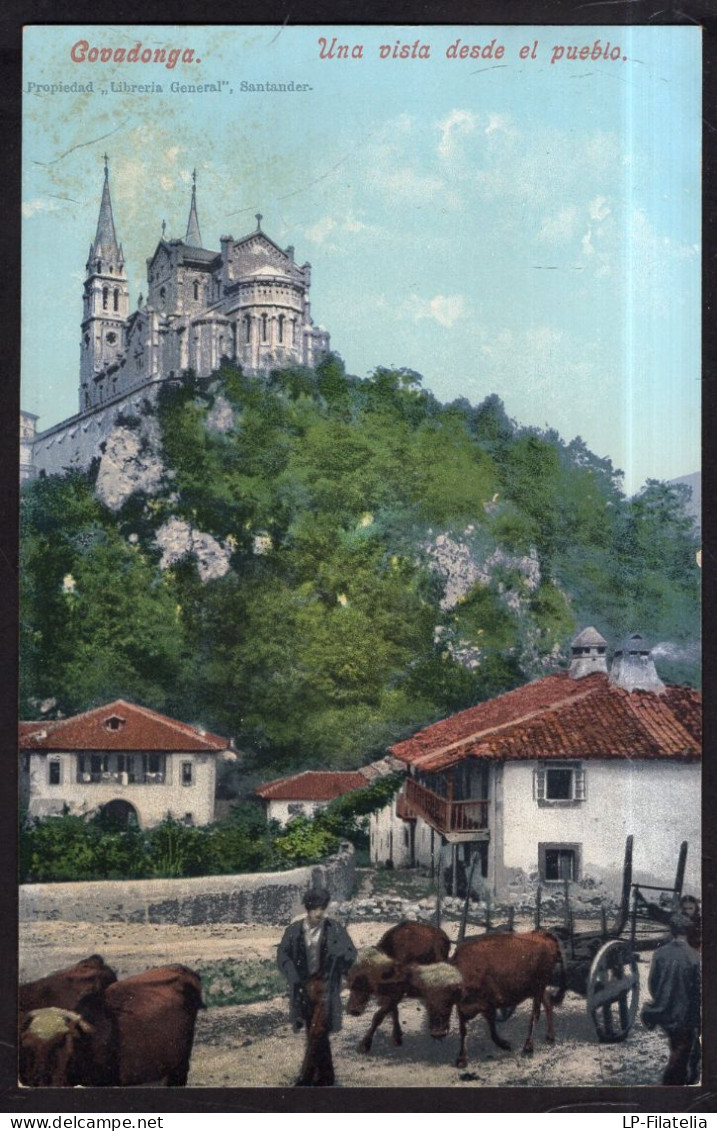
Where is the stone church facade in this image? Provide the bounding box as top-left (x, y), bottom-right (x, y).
top-left (25, 162), bottom-right (331, 479)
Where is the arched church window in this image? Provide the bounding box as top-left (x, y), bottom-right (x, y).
top-left (261, 314), bottom-right (268, 342)
top-left (84, 334), bottom-right (90, 347)
top-left (160, 287), bottom-right (166, 303)
top-left (278, 315), bottom-right (284, 344)
top-left (109, 266), bottom-right (114, 275)
top-left (113, 288), bottom-right (119, 312)
top-left (102, 287), bottom-right (109, 310)
top-left (243, 315), bottom-right (252, 344)
top-left (193, 281), bottom-right (200, 301)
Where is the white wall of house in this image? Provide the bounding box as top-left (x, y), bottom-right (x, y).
top-left (25, 750), bottom-right (217, 828)
top-left (370, 800), bottom-right (442, 871)
top-left (370, 800), bottom-right (413, 867)
top-left (500, 759), bottom-right (700, 895)
top-left (266, 798), bottom-right (327, 827)
top-left (370, 760), bottom-right (700, 899)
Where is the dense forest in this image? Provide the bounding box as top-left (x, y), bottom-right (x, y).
top-left (20, 359), bottom-right (700, 786)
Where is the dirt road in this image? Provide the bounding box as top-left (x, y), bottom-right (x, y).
top-left (19, 918), bottom-right (674, 1089)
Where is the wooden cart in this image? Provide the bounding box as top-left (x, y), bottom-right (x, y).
top-left (452, 835), bottom-right (690, 1043)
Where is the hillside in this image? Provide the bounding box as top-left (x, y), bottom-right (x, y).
top-left (20, 360), bottom-right (701, 781)
top-left (668, 471), bottom-right (701, 535)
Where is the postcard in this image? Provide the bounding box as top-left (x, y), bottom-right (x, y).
top-left (18, 23), bottom-right (703, 1101)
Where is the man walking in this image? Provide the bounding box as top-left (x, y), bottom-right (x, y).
top-left (641, 913), bottom-right (701, 1085)
top-left (277, 887), bottom-right (357, 1086)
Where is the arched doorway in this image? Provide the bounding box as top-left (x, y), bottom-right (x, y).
top-left (100, 799), bottom-right (140, 829)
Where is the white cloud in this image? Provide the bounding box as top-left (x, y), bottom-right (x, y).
top-left (589, 195), bottom-right (611, 222)
top-left (304, 216), bottom-right (338, 244)
top-left (437, 109), bottom-right (477, 159)
top-left (344, 216), bottom-right (368, 233)
top-left (22, 198), bottom-right (59, 218)
top-left (484, 113), bottom-right (515, 138)
top-left (405, 294), bottom-right (466, 328)
top-left (302, 211), bottom-right (381, 249)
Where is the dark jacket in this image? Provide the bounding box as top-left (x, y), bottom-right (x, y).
top-left (277, 917), bottom-right (357, 1033)
top-left (641, 938), bottom-right (701, 1033)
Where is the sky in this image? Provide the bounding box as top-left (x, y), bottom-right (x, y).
top-left (22, 25), bottom-right (701, 495)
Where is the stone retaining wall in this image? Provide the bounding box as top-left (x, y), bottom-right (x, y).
top-left (19, 842), bottom-right (354, 926)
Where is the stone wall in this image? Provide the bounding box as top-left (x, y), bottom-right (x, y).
top-left (19, 842), bottom-right (355, 926)
top-left (31, 382), bottom-right (161, 478)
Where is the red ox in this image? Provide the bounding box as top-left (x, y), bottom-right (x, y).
top-left (408, 930), bottom-right (565, 1067)
top-left (19, 955), bottom-right (117, 1014)
top-left (95, 964), bottom-right (204, 1086)
top-left (346, 922), bottom-right (451, 1053)
top-left (20, 964), bottom-right (204, 1088)
top-left (19, 1008), bottom-right (96, 1087)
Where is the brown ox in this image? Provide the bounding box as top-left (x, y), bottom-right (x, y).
top-left (20, 964), bottom-right (204, 1088)
top-left (19, 1008), bottom-right (96, 1087)
top-left (98, 963), bottom-right (205, 1086)
top-left (408, 930), bottom-right (565, 1067)
top-left (346, 922), bottom-right (451, 1053)
top-left (19, 955), bottom-right (117, 1013)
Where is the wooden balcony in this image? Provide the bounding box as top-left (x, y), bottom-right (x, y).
top-left (396, 791), bottom-right (418, 820)
top-left (404, 778), bottom-right (489, 838)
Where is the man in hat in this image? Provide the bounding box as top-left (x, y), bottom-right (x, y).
top-left (277, 887), bottom-right (356, 1086)
top-left (641, 912), bottom-right (701, 1085)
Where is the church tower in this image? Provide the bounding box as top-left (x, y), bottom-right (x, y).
top-left (185, 169), bottom-right (202, 247)
top-left (79, 157), bottom-right (130, 410)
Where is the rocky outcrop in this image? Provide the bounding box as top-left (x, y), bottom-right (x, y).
top-left (427, 530), bottom-right (541, 612)
top-left (95, 418), bottom-right (164, 512)
top-left (155, 517), bottom-right (233, 582)
top-left (427, 530), bottom-right (545, 670)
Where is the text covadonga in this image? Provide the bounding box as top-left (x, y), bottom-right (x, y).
top-left (318, 37), bottom-right (626, 64)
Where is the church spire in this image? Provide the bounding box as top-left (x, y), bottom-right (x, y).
top-left (185, 169), bottom-right (203, 247)
top-left (89, 154), bottom-right (120, 268)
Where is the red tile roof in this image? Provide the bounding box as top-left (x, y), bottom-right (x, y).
top-left (390, 673), bottom-right (701, 772)
top-left (18, 700), bottom-right (229, 753)
top-left (255, 770), bottom-right (369, 802)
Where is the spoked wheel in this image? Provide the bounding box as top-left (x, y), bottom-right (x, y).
top-left (586, 939), bottom-right (640, 1043)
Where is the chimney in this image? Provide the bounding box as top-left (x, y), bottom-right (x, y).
top-left (569, 626), bottom-right (608, 679)
top-left (609, 633), bottom-right (665, 693)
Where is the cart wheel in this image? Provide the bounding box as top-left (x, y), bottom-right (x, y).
top-left (586, 939), bottom-right (639, 1043)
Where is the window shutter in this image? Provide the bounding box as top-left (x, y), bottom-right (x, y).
top-left (534, 767), bottom-right (546, 800)
top-left (574, 766), bottom-right (586, 801)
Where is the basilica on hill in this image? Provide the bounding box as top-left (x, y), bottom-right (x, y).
top-left (22, 159), bottom-right (331, 479)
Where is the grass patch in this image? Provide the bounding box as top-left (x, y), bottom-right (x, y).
top-left (198, 958), bottom-right (286, 1007)
top-left (366, 866), bottom-right (436, 901)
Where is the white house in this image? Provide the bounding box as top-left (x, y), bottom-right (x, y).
top-left (255, 770), bottom-right (369, 827)
top-left (371, 629), bottom-right (701, 899)
top-left (19, 699), bottom-right (232, 828)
